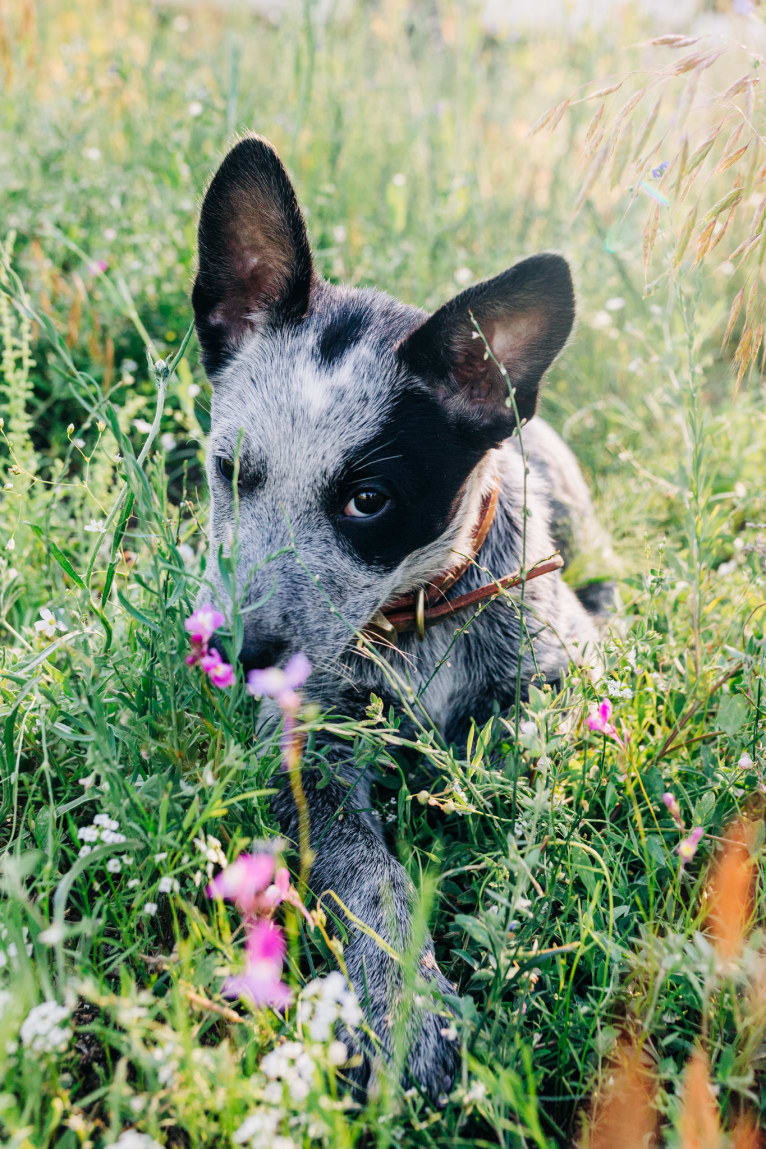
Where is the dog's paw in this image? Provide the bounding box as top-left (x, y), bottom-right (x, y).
top-left (403, 954), bottom-right (461, 1104)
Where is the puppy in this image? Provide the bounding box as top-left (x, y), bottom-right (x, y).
top-left (192, 137), bottom-right (609, 1100)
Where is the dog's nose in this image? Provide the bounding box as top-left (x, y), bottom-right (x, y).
top-left (238, 634), bottom-right (288, 673)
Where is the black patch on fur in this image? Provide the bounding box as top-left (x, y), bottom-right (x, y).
top-left (574, 579), bottom-right (618, 617)
top-left (331, 388), bottom-right (491, 570)
top-left (316, 307), bottom-right (370, 367)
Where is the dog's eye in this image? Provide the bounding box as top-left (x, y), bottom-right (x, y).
top-left (216, 456), bottom-right (235, 484)
top-left (343, 489), bottom-right (390, 519)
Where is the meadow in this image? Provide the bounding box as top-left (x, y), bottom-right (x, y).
top-left (0, 1), bottom-right (765, 1145)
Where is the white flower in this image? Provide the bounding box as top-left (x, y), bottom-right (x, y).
top-left (84, 519), bottom-right (106, 534)
top-left (454, 266), bottom-right (473, 286)
top-left (590, 310), bottom-right (612, 330)
top-left (127, 878), bottom-right (140, 889)
top-left (101, 829), bottom-right (126, 844)
top-left (133, 418), bottom-right (153, 435)
top-left (143, 902), bottom-right (157, 916)
top-left (102, 1131), bottom-right (163, 1149)
top-left (20, 1001), bottom-right (71, 1054)
top-left (107, 858), bottom-right (122, 874)
top-left (83, 146), bottom-right (102, 161)
top-left (34, 608), bottom-right (67, 639)
top-left (39, 923), bottom-right (64, 946)
top-left (464, 1079), bottom-right (487, 1104)
top-left (78, 844), bottom-right (93, 858)
top-left (738, 753), bottom-right (754, 770)
top-left (605, 296), bottom-right (625, 311)
top-left (233, 1109), bottom-right (281, 1146)
top-left (327, 1040), bottom-right (347, 1065)
top-left (297, 972), bottom-right (362, 1041)
top-left (605, 679), bottom-right (633, 700)
top-left (188, 100), bottom-right (203, 117)
top-left (78, 826), bottom-right (99, 842)
top-left (158, 876), bottom-right (179, 894)
top-left (94, 814), bottom-right (119, 830)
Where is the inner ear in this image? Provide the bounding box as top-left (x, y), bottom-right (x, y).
top-left (399, 253), bottom-right (575, 438)
top-left (192, 136), bottom-right (314, 375)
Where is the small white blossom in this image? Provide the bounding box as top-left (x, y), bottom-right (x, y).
top-left (78, 826), bottom-right (99, 842)
top-left (39, 924), bottom-right (65, 946)
top-left (107, 858), bottom-right (122, 874)
top-left (297, 971), bottom-right (362, 1042)
top-left (158, 876), bottom-right (179, 894)
top-left (188, 100), bottom-right (204, 117)
top-left (102, 1131), bottom-right (163, 1149)
top-left (143, 902), bottom-right (157, 916)
top-left (78, 844), bottom-right (93, 858)
top-left (233, 1109), bottom-right (281, 1146)
top-left (34, 607), bottom-right (67, 639)
top-left (101, 829), bottom-right (126, 844)
top-left (84, 518), bottom-right (107, 534)
top-left (464, 1079), bottom-right (487, 1104)
top-left (94, 814), bottom-right (119, 829)
top-left (20, 1001), bottom-right (71, 1054)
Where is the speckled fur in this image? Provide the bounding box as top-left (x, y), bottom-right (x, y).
top-left (193, 138), bottom-right (611, 1101)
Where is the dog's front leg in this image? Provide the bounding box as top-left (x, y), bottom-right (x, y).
top-left (271, 759), bottom-right (460, 1102)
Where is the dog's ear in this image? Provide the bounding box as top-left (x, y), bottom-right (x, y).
top-left (192, 136), bottom-right (314, 375)
top-left (397, 254), bottom-right (574, 440)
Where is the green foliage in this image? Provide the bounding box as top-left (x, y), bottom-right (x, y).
top-left (0, 1), bottom-right (764, 1147)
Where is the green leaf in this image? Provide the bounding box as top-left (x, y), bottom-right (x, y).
top-left (28, 524), bottom-right (85, 589)
top-left (116, 590), bottom-right (161, 633)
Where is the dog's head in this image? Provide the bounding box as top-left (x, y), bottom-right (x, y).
top-left (192, 137), bottom-right (574, 686)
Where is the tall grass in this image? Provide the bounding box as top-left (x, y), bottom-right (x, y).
top-left (0, 1), bottom-right (764, 1146)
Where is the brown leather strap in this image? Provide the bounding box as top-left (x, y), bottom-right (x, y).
top-left (380, 555), bottom-right (564, 635)
top-left (380, 481), bottom-right (500, 618)
top-left (362, 476), bottom-right (563, 642)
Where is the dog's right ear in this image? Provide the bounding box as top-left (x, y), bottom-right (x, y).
top-left (192, 137), bottom-right (314, 376)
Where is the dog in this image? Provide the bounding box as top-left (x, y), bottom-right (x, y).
top-left (191, 136), bottom-right (610, 1100)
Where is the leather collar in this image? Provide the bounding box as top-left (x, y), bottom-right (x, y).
top-left (363, 480), bottom-right (563, 642)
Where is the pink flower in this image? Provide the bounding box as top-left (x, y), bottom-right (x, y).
top-left (207, 852), bottom-right (313, 928)
top-left (586, 698), bottom-right (625, 746)
top-left (245, 915), bottom-right (286, 963)
top-left (206, 852), bottom-right (276, 914)
top-left (223, 919), bottom-right (292, 1010)
top-left (662, 792), bottom-right (683, 829)
top-left (246, 653), bottom-right (311, 711)
top-left (89, 259), bottom-right (108, 275)
top-left (677, 826), bottom-right (704, 867)
top-left (200, 647), bottom-right (235, 689)
top-left (259, 865), bottom-right (314, 927)
top-left (185, 604), bottom-right (225, 646)
top-left (587, 698), bottom-right (616, 735)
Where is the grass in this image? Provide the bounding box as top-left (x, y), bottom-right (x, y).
top-left (0, 1), bottom-right (765, 1146)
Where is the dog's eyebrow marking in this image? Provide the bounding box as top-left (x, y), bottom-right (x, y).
top-left (316, 307), bottom-right (369, 367)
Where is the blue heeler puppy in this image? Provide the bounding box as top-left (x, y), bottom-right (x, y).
top-left (192, 137), bottom-right (610, 1101)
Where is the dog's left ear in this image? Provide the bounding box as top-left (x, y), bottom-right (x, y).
top-left (398, 254), bottom-right (574, 440)
top-left (192, 136), bottom-right (314, 375)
